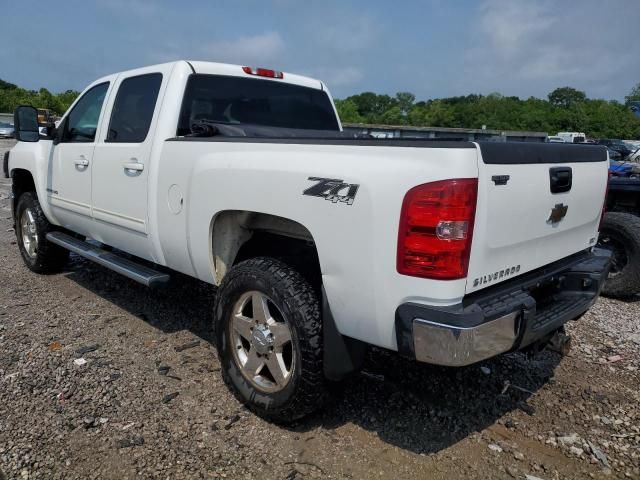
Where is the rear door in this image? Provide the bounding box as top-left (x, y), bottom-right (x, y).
top-left (466, 143), bottom-right (608, 293)
top-left (90, 66), bottom-right (169, 259)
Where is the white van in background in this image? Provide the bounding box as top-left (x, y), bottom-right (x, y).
top-left (557, 132), bottom-right (587, 143)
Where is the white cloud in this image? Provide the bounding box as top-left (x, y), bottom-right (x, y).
top-left (314, 16), bottom-right (376, 52)
top-left (477, 1), bottom-right (556, 59)
top-left (463, 0), bottom-right (640, 99)
top-left (331, 66), bottom-right (364, 87)
top-left (202, 32), bottom-right (285, 66)
top-left (305, 66), bottom-right (364, 89)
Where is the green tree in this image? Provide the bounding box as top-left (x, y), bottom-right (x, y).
top-left (378, 106), bottom-right (405, 125)
top-left (344, 92), bottom-right (398, 123)
top-left (548, 87), bottom-right (587, 108)
top-left (395, 92), bottom-right (415, 118)
top-left (0, 78), bottom-right (79, 116)
top-left (625, 82), bottom-right (640, 106)
top-left (334, 99), bottom-right (363, 123)
top-left (0, 79), bottom-right (17, 90)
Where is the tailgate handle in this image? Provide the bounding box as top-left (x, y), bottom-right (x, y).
top-left (549, 167), bottom-right (572, 193)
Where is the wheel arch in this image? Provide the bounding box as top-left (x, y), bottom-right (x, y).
top-left (10, 168), bottom-right (36, 222)
top-left (209, 210), bottom-right (366, 381)
top-left (209, 210), bottom-right (319, 286)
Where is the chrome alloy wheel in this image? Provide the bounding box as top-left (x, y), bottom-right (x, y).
top-left (20, 208), bottom-right (38, 259)
top-left (229, 290), bottom-right (294, 392)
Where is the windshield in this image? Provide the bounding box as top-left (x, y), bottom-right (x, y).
top-left (177, 74), bottom-right (339, 136)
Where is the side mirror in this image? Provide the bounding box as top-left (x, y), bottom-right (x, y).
top-left (14, 106), bottom-right (40, 142)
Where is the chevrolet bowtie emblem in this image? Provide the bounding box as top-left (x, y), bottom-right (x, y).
top-left (548, 203), bottom-right (568, 223)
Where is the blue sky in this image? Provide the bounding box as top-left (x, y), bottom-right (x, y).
top-left (2, 0), bottom-right (639, 101)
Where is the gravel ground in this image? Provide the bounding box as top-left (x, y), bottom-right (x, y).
top-left (0, 138), bottom-right (639, 479)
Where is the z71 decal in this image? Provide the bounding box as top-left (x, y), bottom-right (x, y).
top-left (303, 177), bottom-right (360, 205)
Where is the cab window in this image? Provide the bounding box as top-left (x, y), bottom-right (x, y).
top-left (63, 82), bottom-right (109, 143)
top-left (177, 74), bottom-right (339, 136)
top-left (106, 73), bottom-right (162, 143)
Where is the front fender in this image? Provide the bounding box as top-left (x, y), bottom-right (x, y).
top-left (8, 140), bottom-right (58, 224)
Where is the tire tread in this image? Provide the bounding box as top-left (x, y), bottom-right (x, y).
top-left (600, 211), bottom-right (640, 298)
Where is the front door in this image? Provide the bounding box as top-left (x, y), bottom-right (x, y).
top-left (90, 70), bottom-right (165, 260)
top-left (48, 82), bottom-right (110, 231)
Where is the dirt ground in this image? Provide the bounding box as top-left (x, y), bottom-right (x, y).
top-left (0, 139), bottom-right (638, 480)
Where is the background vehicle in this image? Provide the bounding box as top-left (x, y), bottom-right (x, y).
top-left (36, 108), bottom-right (54, 136)
top-left (598, 163), bottom-right (640, 297)
top-left (0, 121), bottom-right (14, 138)
top-left (597, 138), bottom-right (634, 158)
top-left (557, 131), bottom-right (586, 143)
top-left (608, 148), bottom-right (623, 161)
top-left (7, 60), bottom-right (610, 422)
top-left (627, 146), bottom-right (640, 163)
top-left (547, 135), bottom-right (565, 143)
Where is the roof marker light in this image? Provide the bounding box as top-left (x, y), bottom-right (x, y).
top-left (242, 66), bottom-right (284, 79)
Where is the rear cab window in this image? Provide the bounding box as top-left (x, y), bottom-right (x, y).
top-left (177, 74), bottom-right (339, 136)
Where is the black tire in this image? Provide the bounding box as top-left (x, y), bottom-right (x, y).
top-left (15, 192), bottom-right (69, 273)
top-left (214, 257), bottom-right (326, 423)
top-left (598, 212), bottom-right (640, 298)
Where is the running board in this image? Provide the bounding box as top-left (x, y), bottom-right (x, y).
top-left (46, 231), bottom-right (170, 287)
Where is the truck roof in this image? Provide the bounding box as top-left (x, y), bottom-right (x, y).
top-left (90, 60), bottom-right (325, 91)
top-left (187, 61), bottom-right (324, 90)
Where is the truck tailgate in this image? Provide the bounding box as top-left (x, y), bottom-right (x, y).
top-left (466, 143), bottom-right (608, 294)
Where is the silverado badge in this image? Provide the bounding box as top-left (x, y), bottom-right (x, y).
top-left (547, 203), bottom-right (568, 224)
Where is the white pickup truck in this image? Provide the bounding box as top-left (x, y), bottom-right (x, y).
top-left (7, 61), bottom-right (610, 422)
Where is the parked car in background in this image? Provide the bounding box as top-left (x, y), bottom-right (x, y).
top-left (556, 132), bottom-right (586, 143)
top-left (599, 170), bottom-right (640, 297)
top-left (608, 148), bottom-right (623, 161)
top-left (597, 139), bottom-right (634, 158)
top-left (547, 135), bottom-right (565, 143)
top-left (0, 121), bottom-right (15, 138)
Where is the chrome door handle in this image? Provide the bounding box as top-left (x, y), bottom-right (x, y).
top-left (123, 162), bottom-right (144, 172)
top-left (74, 157), bottom-right (89, 167)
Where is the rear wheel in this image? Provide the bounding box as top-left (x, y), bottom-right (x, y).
top-left (597, 212), bottom-right (640, 297)
top-left (15, 192), bottom-right (69, 273)
top-left (214, 257), bottom-right (326, 423)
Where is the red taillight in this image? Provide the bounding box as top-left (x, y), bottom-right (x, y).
top-left (242, 66), bottom-right (284, 79)
top-left (397, 179), bottom-right (478, 280)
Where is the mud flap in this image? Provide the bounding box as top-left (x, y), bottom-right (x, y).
top-left (322, 287), bottom-right (367, 381)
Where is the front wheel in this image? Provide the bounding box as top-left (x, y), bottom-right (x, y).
top-left (597, 212), bottom-right (640, 298)
top-left (214, 257), bottom-right (326, 423)
top-left (15, 192), bottom-right (69, 273)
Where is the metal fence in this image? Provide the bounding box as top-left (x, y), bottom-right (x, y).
top-left (343, 123), bottom-right (548, 142)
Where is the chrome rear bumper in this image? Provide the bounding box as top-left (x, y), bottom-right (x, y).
top-left (413, 312), bottom-right (518, 366)
top-left (395, 248), bottom-right (611, 367)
